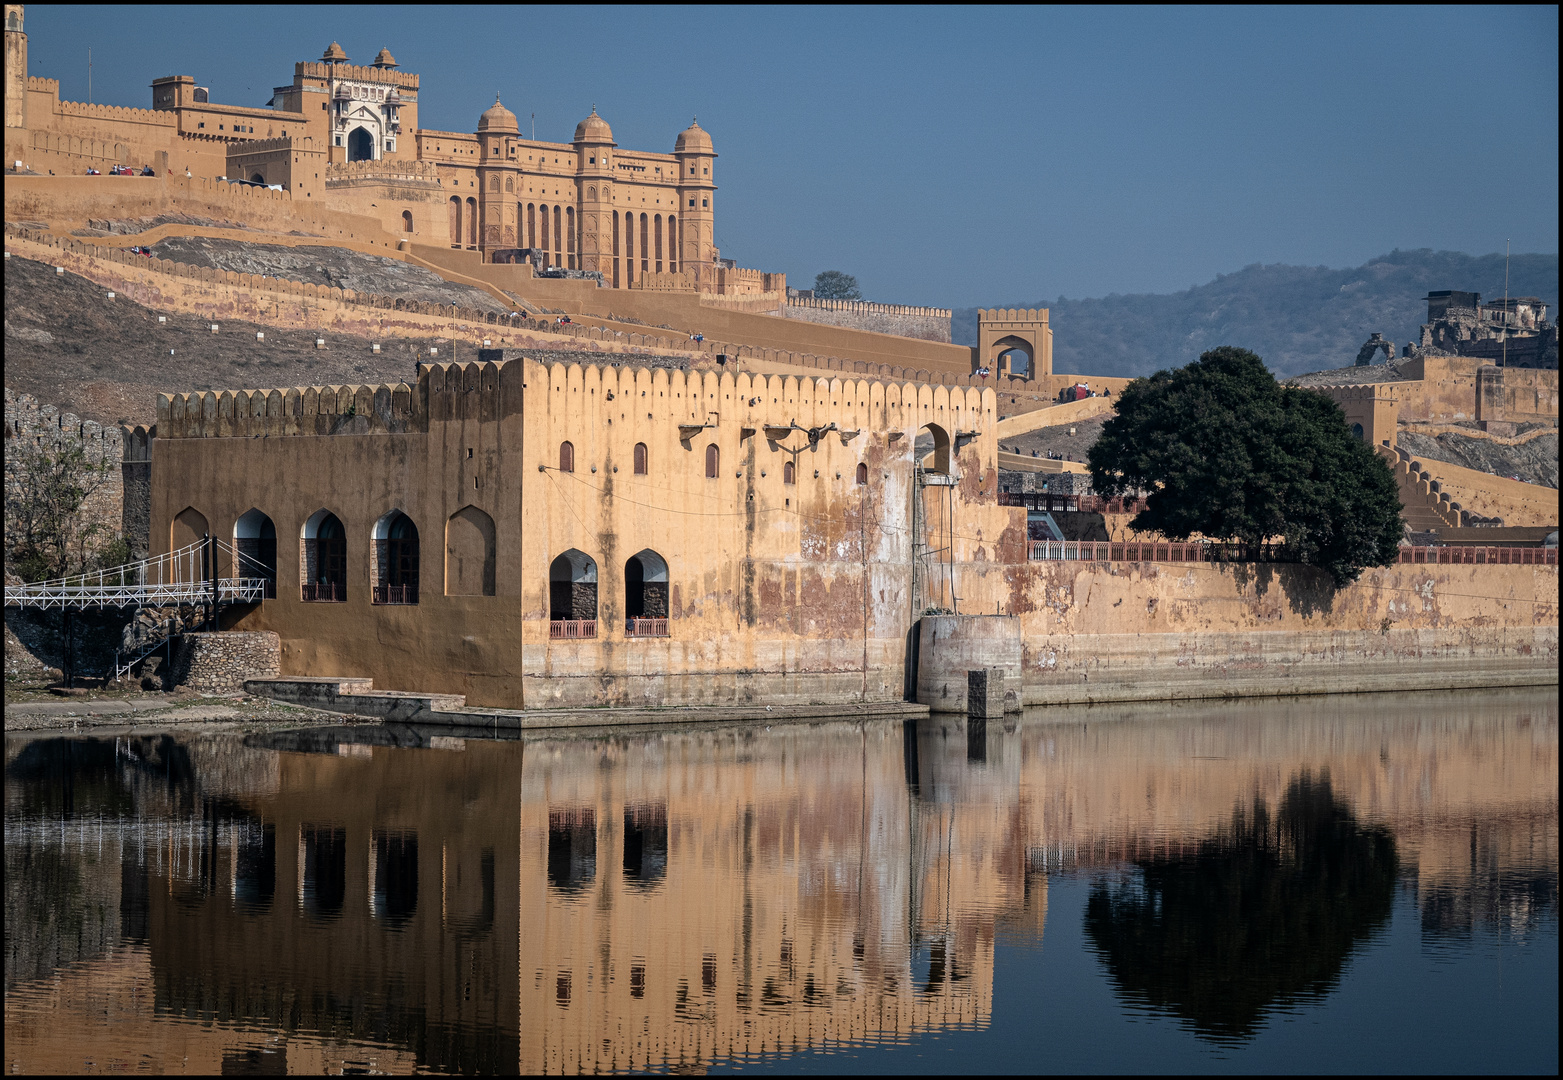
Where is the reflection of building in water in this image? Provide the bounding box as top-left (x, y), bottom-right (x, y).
top-left (516, 719), bottom-right (1036, 1072)
top-left (3, 730), bottom-right (522, 1074)
top-left (2, 690), bottom-right (1556, 1072)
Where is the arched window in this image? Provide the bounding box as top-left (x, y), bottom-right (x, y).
top-left (347, 127), bottom-right (373, 162)
top-left (504, 175), bottom-right (513, 193)
top-left (547, 808), bottom-right (596, 896)
top-left (559, 441), bottom-right (575, 472)
top-left (234, 508), bottom-right (277, 599)
top-left (373, 510), bottom-right (420, 604)
top-left (622, 805), bottom-right (667, 888)
top-left (489, 174), bottom-right (500, 192)
top-left (625, 549), bottom-right (670, 636)
top-left (856, 462), bottom-right (869, 486)
top-left (466, 197), bottom-right (477, 247)
top-left (915, 423), bottom-right (951, 475)
top-left (783, 460), bottom-right (795, 485)
top-left (705, 443), bottom-right (719, 478)
top-left (549, 549), bottom-right (598, 636)
top-left (371, 829), bottom-right (418, 927)
top-left (301, 510), bottom-right (347, 602)
top-left (633, 442), bottom-right (648, 475)
top-left (1351, 422), bottom-right (1365, 441)
top-left (402, 210), bottom-right (413, 233)
top-left (449, 197), bottom-right (461, 247)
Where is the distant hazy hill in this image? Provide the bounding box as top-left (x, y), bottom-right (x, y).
top-left (950, 249), bottom-right (1558, 378)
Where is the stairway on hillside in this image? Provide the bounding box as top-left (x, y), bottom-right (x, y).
top-left (1378, 445), bottom-right (1461, 530)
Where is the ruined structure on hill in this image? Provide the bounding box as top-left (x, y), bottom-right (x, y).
top-left (1357, 290), bottom-right (1557, 370)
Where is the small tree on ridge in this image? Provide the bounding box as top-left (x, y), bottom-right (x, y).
top-left (813, 270), bottom-right (861, 300)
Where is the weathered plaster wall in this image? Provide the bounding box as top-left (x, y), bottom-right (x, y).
top-left (150, 358), bottom-right (1003, 709)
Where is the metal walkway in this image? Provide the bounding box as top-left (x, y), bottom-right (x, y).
top-left (3, 538), bottom-right (269, 611)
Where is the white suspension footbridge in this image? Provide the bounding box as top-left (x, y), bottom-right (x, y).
top-left (4, 537), bottom-right (272, 678)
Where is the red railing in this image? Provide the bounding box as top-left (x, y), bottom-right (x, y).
top-left (625, 618), bottom-right (669, 638)
top-left (1399, 545), bottom-right (1557, 565)
top-left (372, 584), bottom-right (418, 605)
top-left (1026, 541), bottom-right (1557, 566)
top-left (550, 619), bottom-right (598, 639)
top-left (301, 582), bottom-right (346, 602)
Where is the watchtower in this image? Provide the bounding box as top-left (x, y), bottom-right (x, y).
top-left (977, 309), bottom-right (1052, 379)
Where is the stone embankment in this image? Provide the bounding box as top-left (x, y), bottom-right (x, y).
top-left (170, 631), bottom-right (280, 694)
top-left (243, 676), bottom-right (930, 729)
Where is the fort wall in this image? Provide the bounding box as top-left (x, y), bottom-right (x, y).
top-left (781, 298), bottom-right (952, 343)
top-left (4, 388), bottom-right (127, 555)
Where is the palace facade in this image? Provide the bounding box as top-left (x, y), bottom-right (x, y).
top-left (4, 6), bottom-right (716, 277)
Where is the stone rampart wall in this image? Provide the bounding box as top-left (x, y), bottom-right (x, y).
top-left (782, 301), bottom-right (952, 343)
top-left (3, 388), bottom-right (127, 556)
top-left (169, 631), bottom-right (282, 694)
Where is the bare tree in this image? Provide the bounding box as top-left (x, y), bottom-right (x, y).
top-left (4, 437), bottom-right (119, 581)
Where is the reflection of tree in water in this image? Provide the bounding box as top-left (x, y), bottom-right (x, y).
top-left (1084, 772), bottom-right (1397, 1044)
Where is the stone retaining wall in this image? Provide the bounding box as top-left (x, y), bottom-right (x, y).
top-left (170, 630), bottom-right (280, 693)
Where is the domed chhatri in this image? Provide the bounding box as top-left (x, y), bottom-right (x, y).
top-left (372, 47), bottom-right (397, 69)
top-left (321, 41), bottom-right (349, 63)
top-left (674, 117), bottom-right (713, 155)
top-left (478, 94), bottom-right (519, 133)
top-left (573, 106), bottom-right (614, 145)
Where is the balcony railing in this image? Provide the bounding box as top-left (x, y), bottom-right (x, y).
top-left (550, 619), bottom-right (598, 640)
top-left (1025, 541), bottom-right (1558, 566)
top-left (625, 618), bottom-right (669, 638)
top-left (372, 584), bottom-right (418, 605)
top-left (302, 582), bottom-right (346, 602)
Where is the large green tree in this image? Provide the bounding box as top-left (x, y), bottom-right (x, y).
top-left (1088, 346), bottom-right (1402, 585)
top-left (812, 270), bottom-right (861, 300)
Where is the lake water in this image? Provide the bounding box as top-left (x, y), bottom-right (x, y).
top-left (4, 688), bottom-right (1556, 1074)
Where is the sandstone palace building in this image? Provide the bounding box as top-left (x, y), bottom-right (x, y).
top-left (7, 10), bottom-right (717, 283)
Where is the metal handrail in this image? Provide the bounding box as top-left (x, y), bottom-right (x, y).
top-left (5, 537), bottom-right (270, 610)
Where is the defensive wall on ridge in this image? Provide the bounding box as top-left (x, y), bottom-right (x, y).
top-left (781, 297), bottom-right (953, 343)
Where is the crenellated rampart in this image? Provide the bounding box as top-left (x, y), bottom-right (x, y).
top-left (783, 297), bottom-right (952, 343)
top-left (293, 61), bottom-right (419, 89)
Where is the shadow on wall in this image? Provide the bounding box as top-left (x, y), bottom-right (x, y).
top-left (1225, 561), bottom-right (1340, 620)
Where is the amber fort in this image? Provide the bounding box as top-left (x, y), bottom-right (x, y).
top-left (2, 5), bottom-right (1556, 715)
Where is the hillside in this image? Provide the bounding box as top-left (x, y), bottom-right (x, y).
top-left (1, 256), bottom-right (684, 426)
top-left (952, 249), bottom-right (1559, 378)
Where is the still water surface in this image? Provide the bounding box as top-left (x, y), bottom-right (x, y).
top-left (4, 689), bottom-right (1557, 1074)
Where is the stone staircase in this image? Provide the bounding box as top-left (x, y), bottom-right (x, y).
top-left (1377, 444), bottom-right (1462, 529)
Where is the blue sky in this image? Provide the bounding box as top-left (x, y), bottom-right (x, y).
top-left (25, 5), bottom-right (1559, 308)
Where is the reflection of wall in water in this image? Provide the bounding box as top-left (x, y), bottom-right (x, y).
top-left (517, 720), bottom-right (1022, 1073)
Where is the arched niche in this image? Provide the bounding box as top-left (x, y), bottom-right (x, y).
top-left (446, 505), bottom-right (496, 596)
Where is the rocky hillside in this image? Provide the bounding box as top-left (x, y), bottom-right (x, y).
top-left (147, 235), bottom-right (510, 312)
top-left (2, 256), bottom-right (674, 426)
top-left (1396, 427), bottom-right (1558, 489)
top-left (952, 249), bottom-right (1559, 378)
